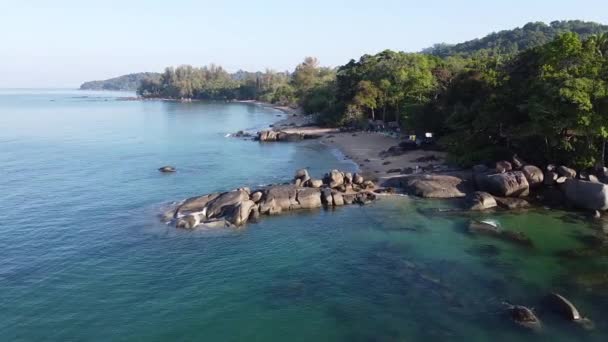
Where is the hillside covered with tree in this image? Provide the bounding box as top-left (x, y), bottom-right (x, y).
top-left (422, 20), bottom-right (608, 57)
top-left (80, 72), bottom-right (161, 91)
top-left (134, 21), bottom-right (608, 168)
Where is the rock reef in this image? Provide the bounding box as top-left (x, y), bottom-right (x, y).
top-left (162, 169), bottom-right (377, 229)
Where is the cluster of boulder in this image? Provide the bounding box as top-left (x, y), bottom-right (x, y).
top-left (256, 130), bottom-right (320, 142)
top-left (468, 156), bottom-right (608, 213)
top-left (162, 169), bottom-right (377, 229)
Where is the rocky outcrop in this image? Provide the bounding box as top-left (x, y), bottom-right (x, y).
top-left (257, 130), bottom-right (320, 142)
top-left (383, 174), bottom-right (467, 198)
top-left (562, 179), bottom-right (608, 211)
top-left (164, 169), bottom-right (378, 229)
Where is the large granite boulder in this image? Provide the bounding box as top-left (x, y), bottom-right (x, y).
top-left (258, 185), bottom-right (299, 214)
top-left (205, 189), bottom-right (250, 219)
top-left (176, 193), bottom-right (221, 217)
top-left (321, 188), bottom-right (333, 206)
top-left (332, 191), bottom-right (345, 206)
top-left (480, 171), bottom-right (529, 197)
top-left (384, 174), bottom-right (466, 198)
top-left (326, 169), bottom-right (345, 188)
top-left (467, 191), bottom-right (497, 210)
top-left (296, 188), bottom-right (322, 209)
top-left (225, 200), bottom-right (257, 226)
top-left (562, 179), bottom-right (608, 211)
top-left (522, 165), bottom-right (544, 187)
top-left (308, 179), bottom-right (324, 188)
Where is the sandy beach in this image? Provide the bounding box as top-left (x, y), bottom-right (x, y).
top-left (272, 118), bottom-right (453, 181)
top-left (319, 132), bottom-right (450, 181)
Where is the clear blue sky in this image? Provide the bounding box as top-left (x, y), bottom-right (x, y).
top-left (2, 0), bottom-right (607, 88)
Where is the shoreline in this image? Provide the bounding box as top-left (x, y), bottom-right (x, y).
top-left (232, 99), bottom-right (302, 116)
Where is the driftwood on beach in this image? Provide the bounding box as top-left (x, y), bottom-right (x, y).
top-left (162, 169), bottom-right (377, 229)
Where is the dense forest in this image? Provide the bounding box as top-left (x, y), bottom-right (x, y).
top-left (134, 21), bottom-right (608, 168)
top-left (80, 72), bottom-right (161, 91)
top-left (422, 20), bottom-right (608, 57)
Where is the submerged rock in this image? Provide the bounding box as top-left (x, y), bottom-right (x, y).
top-left (543, 293), bottom-right (595, 330)
top-left (505, 303), bottom-right (542, 331)
top-left (468, 220), bottom-right (500, 235)
top-left (468, 220), bottom-right (533, 247)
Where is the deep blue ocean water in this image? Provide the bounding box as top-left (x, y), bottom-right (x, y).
top-left (1, 89), bottom-right (608, 341)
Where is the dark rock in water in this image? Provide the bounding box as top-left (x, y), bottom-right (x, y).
top-left (500, 230), bottom-right (534, 247)
top-left (494, 197), bottom-right (530, 210)
top-left (468, 220), bottom-right (500, 236)
top-left (466, 244), bottom-right (501, 257)
top-left (158, 166), bottom-right (176, 173)
top-left (232, 130), bottom-right (253, 138)
top-left (387, 168), bottom-right (402, 174)
top-left (543, 293), bottom-right (595, 330)
top-left (505, 304), bottom-right (542, 331)
top-left (382, 160), bottom-right (391, 165)
top-left (468, 220), bottom-right (533, 247)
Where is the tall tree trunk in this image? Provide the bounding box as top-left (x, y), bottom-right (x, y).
top-left (383, 106), bottom-right (386, 122)
top-left (371, 107), bottom-right (375, 121)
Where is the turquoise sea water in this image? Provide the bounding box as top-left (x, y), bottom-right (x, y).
top-left (1, 90), bottom-right (608, 341)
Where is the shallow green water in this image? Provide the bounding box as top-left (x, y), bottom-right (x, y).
top-left (1, 90), bottom-right (607, 341)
